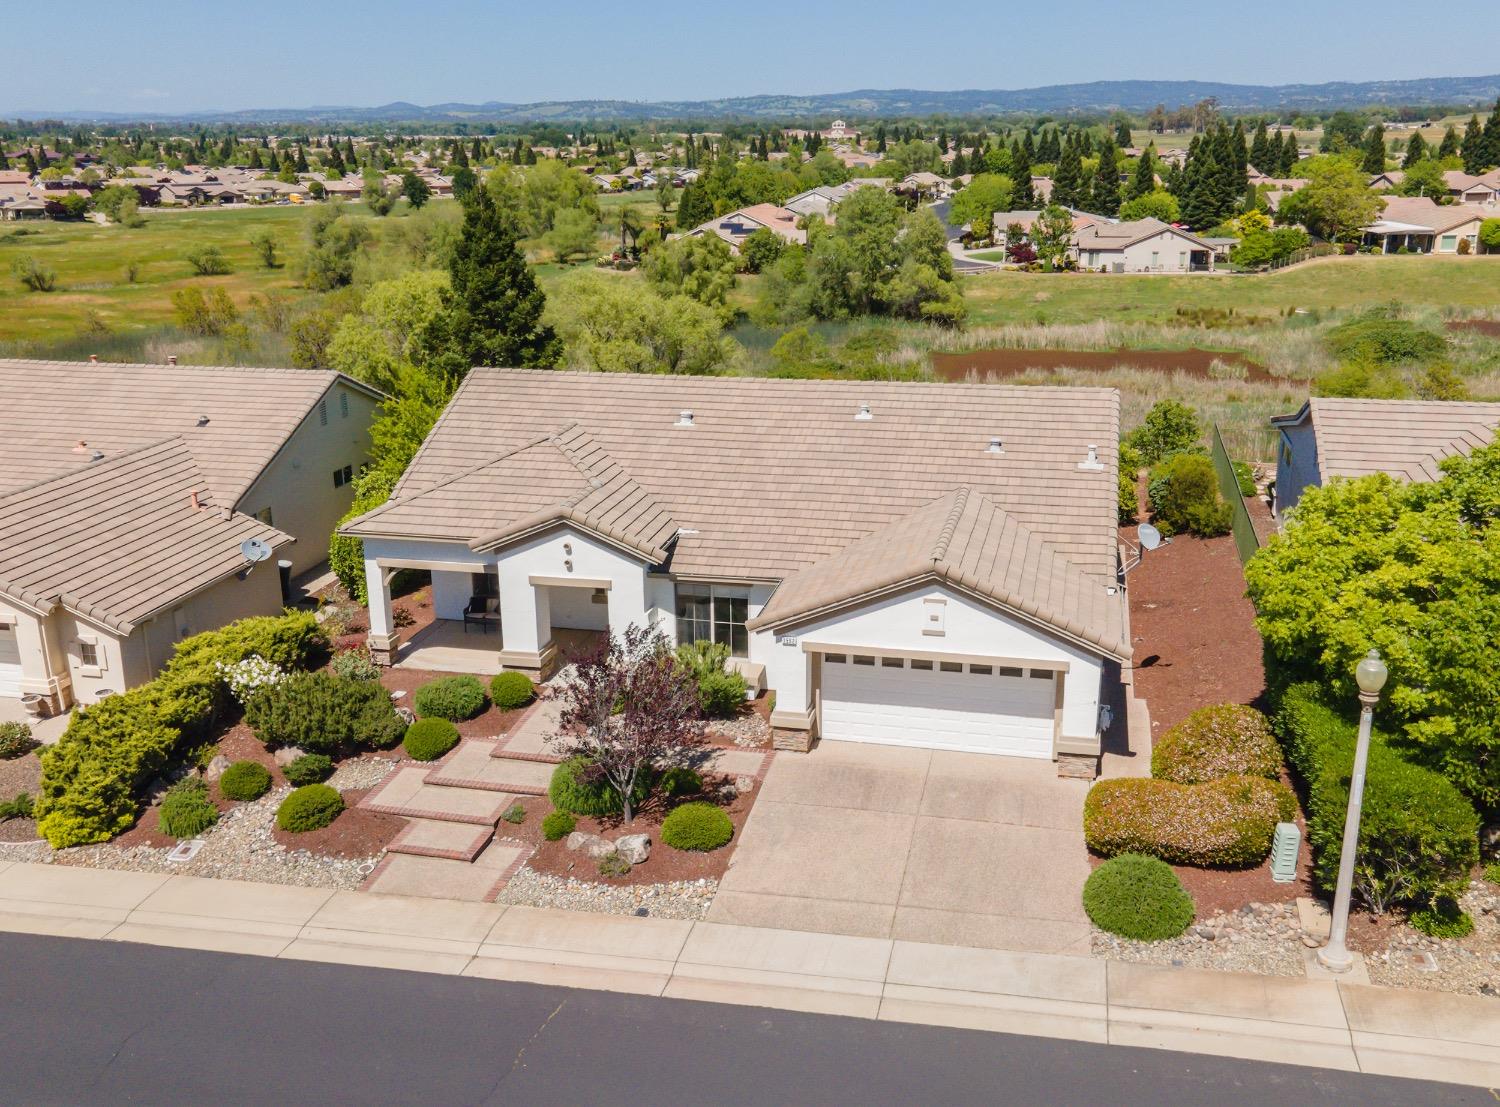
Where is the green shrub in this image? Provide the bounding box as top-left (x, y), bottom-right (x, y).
top-left (1484, 861), bottom-right (1500, 886)
top-left (412, 675), bottom-right (487, 721)
top-left (489, 671), bottom-right (536, 711)
top-left (0, 792), bottom-right (34, 820)
top-left (542, 810), bottom-right (576, 841)
top-left (158, 779), bottom-right (219, 839)
top-left (1230, 461), bottom-right (1256, 497)
top-left (1084, 775), bottom-right (1297, 867)
top-left (1126, 399), bottom-right (1202, 466)
top-left (331, 647), bottom-right (381, 682)
top-left (1118, 441), bottom-right (1142, 524)
top-left (660, 766), bottom-right (702, 797)
top-left (597, 851), bottom-right (631, 877)
top-left (661, 801), bottom-right (734, 851)
top-left (37, 612), bottom-right (324, 848)
top-left (276, 784), bottom-right (344, 832)
top-left (0, 721), bottom-right (37, 760)
top-left (246, 671), bottom-right (404, 754)
top-left (1409, 898), bottom-right (1474, 939)
top-left (675, 640), bottom-right (747, 718)
top-left (403, 717), bottom-right (459, 761)
top-left (1274, 683), bottom-right (1479, 913)
top-left (1147, 453), bottom-right (1232, 538)
top-left (548, 756), bottom-right (651, 817)
top-left (500, 803), bottom-right (526, 824)
top-left (1326, 309), bottom-right (1448, 366)
top-left (218, 760), bottom-right (272, 801)
top-left (283, 753), bottom-right (334, 786)
top-left (1083, 854), bottom-right (1195, 941)
top-left (1152, 704), bottom-right (1282, 784)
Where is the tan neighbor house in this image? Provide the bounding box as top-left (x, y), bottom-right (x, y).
top-left (1360, 197), bottom-right (1495, 254)
top-left (0, 360), bottom-right (381, 714)
top-left (1073, 218), bottom-right (1216, 273)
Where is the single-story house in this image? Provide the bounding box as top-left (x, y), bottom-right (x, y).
top-left (1442, 170), bottom-right (1500, 205)
top-left (990, 209), bottom-right (1102, 243)
top-left (0, 360), bottom-right (382, 714)
top-left (896, 172), bottom-right (953, 200)
top-left (342, 370), bottom-right (1128, 763)
top-left (785, 186), bottom-right (843, 219)
top-left (1360, 198), bottom-right (1492, 254)
top-left (684, 204), bottom-right (806, 252)
top-left (1270, 396), bottom-right (1500, 516)
top-left (1073, 218), bottom-right (1216, 273)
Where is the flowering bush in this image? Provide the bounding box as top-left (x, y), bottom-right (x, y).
top-left (1152, 704), bottom-right (1282, 784)
top-left (1084, 775), bottom-right (1297, 867)
top-left (215, 655), bottom-right (286, 705)
top-left (331, 647), bottom-right (381, 682)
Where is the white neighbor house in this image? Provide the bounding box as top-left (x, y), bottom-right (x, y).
top-left (343, 370), bottom-right (1129, 762)
top-left (0, 360), bottom-right (381, 714)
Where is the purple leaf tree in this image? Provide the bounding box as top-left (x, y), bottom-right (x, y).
top-left (551, 624), bottom-right (704, 822)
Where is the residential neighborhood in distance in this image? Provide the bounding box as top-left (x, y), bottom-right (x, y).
top-left (1, 21), bottom-right (1499, 1098)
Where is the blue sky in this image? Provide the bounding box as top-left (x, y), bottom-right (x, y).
top-left (8, 1), bottom-right (1500, 115)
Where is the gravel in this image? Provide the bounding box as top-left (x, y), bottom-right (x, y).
top-left (1364, 881), bottom-right (1500, 996)
top-left (495, 866), bottom-right (717, 920)
top-left (327, 757), bottom-right (398, 791)
top-left (707, 713), bottom-right (770, 749)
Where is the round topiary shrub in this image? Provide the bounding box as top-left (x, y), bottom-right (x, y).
top-left (412, 675), bottom-right (487, 721)
top-left (218, 760), bottom-right (272, 801)
top-left (542, 810), bottom-right (576, 841)
top-left (1084, 775), bottom-right (1298, 867)
top-left (404, 717), bottom-right (460, 762)
top-left (1082, 854), bottom-right (1195, 941)
top-left (659, 766), bottom-right (702, 797)
top-left (159, 779), bottom-right (219, 839)
top-left (661, 801), bottom-right (734, 851)
top-left (276, 784), bottom-right (344, 832)
top-left (490, 671), bottom-right (536, 711)
top-left (548, 756), bottom-right (650, 817)
top-left (283, 753), bottom-right (333, 786)
top-left (1152, 704), bottom-right (1282, 784)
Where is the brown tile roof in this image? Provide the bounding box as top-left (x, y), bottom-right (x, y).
top-left (748, 487), bottom-right (1126, 657)
top-left (1366, 197), bottom-right (1490, 234)
top-left (1273, 397), bottom-right (1500, 484)
top-left (0, 438), bottom-right (290, 633)
top-left (1073, 218), bottom-right (1211, 251)
top-left (0, 359), bottom-right (380, 508)
top-left (347, 369), bottom-right (1124, 656)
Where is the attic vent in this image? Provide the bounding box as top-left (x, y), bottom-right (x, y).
top-left (166, 355), bottom-right (178, 365)
top-left (1077, 443), bottom-right (1105, 472)
top-left (196, 414), bottom-right (210, 426)
top-left (855, 401), bottom-right (873, 421)
top-left (89, 449), bottom-right (105, 463)
top-left (986, 436), bottom-right (1004, 455)
top-left (89, 354), bottom-right (98, 364)
top-left (675, 409), bottom-right (695, 427)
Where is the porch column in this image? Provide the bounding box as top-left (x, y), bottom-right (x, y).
top-left (364, 558), bottom-right (400, 666)
top-left (496, 569), bottom-right (553, 679)
top-left (15, 610), bottom-right (72, 715)
top-left (769, 645), bottom-right (816, 753)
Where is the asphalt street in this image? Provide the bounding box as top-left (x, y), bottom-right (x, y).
top-left (0, 933), bottom-right (1483, 1105)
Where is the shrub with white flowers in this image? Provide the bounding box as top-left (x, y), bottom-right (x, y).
top-left (216, 655), bottom-right (286, 705)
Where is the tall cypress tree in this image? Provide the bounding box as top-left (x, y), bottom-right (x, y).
top-left (1280, 130), bottom-right (1300, 177)
top-left (1126, 145), bottom-right (1156, 200)
top-left (1481, 97), bottom-right (1500, 172)
top-left (1360, 122), bottom-right (1387, 174)
top-left (1402, 132), bottom-right (1428, 168)
top-left (1051, 136), bottom-right (1084, 208)
top-left (1249, 122), bottom-right (1270, 174)
top-left (1011, 140), bottom-right (1035, 208)
top-left (1437, 125), bottom-right (1460, 161)
top-left (1090, 140), bottom-right (1121, 216)
top-left (1461, 115), bottom-right (1484, 173)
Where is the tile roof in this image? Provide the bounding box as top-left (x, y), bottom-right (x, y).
top-left (0, 438), bottom-right (291, 633)
top-left (1272, 397), bottom-right (1500, 484)
top-left (0, 359), bottom-right (379, 508)
top-left (1364, 198), bottom-right (1491, 234)
top-left (1074, 218), bottom-right (1211, 251)
top-left (346, 369), bottom-right (1124, 656)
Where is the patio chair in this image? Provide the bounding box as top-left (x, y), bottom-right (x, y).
top-left (462, 595), bottom-right (497, 634)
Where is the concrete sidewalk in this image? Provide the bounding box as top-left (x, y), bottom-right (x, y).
top-left (0, 859), bottom-right (1494, 1089)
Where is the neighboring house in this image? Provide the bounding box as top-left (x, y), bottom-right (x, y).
top-left (343, 370), bottom-right (1128, 763)
top-left (684, 204), bottom-right (806, 252)
top-left (1442, 169), bottom-right (1500, 204)
top-left (0, 360), bottom-right (382, 713)
top-left (990, 209), bottom-right (1102, 243)
top-left (1270, 397), bottom-right (1500, 517)
top-left (1073, 218), bottom-right (1216, 272)
top-left (785, 186), bottom-right (843, 219)
top-left (1360, 198), bottom-right (1492, 253)
top-left (896, 172), bottom-right (953, 200)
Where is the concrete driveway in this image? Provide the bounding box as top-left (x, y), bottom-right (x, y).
top-left (709, 741), bottom-right (1093, 955)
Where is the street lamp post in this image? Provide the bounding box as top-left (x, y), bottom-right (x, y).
top-left (1317, 648), bottom-right (1389, 973)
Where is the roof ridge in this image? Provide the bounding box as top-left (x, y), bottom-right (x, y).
top-left (931, 487), bottom-right (970, 564)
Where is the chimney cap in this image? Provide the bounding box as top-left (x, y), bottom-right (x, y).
top-left (675, 409), bottom-right (695, 427)
top-left (986, 435), bottom-right (1004, 455)
top-left (854, 400), bottom-right (873, 421)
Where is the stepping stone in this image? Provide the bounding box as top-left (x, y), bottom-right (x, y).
top-left (704, 748), bottom-right (771, 778)
top-left (366, 841), bottom-right (529, 902)
top-left (492, 701), bottom-right (564, 762)
top-left (386, 819), bottom-right (495, 862)
top-left (430, 743), bottom-right (555, 795)
top-left (359, 767), bottom-right (515, 825)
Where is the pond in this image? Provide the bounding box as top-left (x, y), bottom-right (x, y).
top-left (931, 347), bottom-right (1274, 383)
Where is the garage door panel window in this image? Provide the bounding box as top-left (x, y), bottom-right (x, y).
top-left (881, 657), bottom-right (904, 668)
top-left (676, 584), bottom-right (749, 657)
top-left (970, 664), bottom-right (993, 675)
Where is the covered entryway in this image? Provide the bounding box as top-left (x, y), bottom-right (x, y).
top-left (820, 653), bottom-right (1058, 758)
top-left (0, 625), bottom-right (21, 697)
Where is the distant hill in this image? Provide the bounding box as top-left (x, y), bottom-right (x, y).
top-left (12, 74), bottom-right (1500, 125)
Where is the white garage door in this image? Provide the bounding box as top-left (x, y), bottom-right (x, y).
top-left (0, 627), bottom-right (21, 697)
top-left (820, 653), bottom-right (1056, 758)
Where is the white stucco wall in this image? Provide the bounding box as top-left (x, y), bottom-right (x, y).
top-left (1082, 230), bottom-right (1206, 273)
top-left (494, 529), bottom-right (649, 651)
top-left (757, 583), bottom-right (1107, 742)
top-left (548, 584), bottom-right (610, 631)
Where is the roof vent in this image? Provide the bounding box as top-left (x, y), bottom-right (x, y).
top-left (88, 354), bottom-right (98, 364)
top-left (855, 401), bottom-right (873, 421)
top-left (675, 409), bottom-right (694, 427)
top-left (89, 449), bottom-right (105, 463)
top-left (72, 439), bottom-right (90, 454)
top-left (196, 414), bottom-right (210, 426)
top-left (986, 436), bottom-right (1004, 455)
top-left (166, 355), bottom-right (178, 366)
top-left (1077, 443), bottom-right (1105, 472)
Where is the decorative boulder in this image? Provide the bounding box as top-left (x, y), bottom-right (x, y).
top-left (395, 706), bottom-right (416, 725)
top-left (273, 746), bottom-right (307, 766)
top-left (565, 831), bottom-right (614, 858)
top-left (614, 834), bottom-right (651, 864)
top-left (204, 755), bottom-right (232, 781)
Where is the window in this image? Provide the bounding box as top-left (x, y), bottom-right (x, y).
top-left (1440, 234), bottom-right (1457, 251)
top-left (253, 506), bottom-right (274, 526)
top-left (881, 656), bottom-right (904, 668)
top-left (332, 464), bottom-right (353, 488)
top-left (471, 571), bottom-right (498, 599)
top-left (78, 641), bottom-right (99, 668)
top-left (824, 653), bottom-right (847, 664)
top-left (1178, 252), bottom-right (1187, 269)
top-left (675, 584), bottom-right (749, 656)
top-left (852, 655), bottom-right (876, 666)
top-left (909, 658), bottom-right (933, 670)
top-left (998, 666), bottom-right (1023, 678)
top-left (339, 392), bottom-right (349, 418)
top-left (970, 664), bottom-right (993, 675)
top-left (939, 660), bottom-right (963, 672)
top-left (1150, 251), bottom-right (1160, 269)
top-left (1029, 669), bottom-right (1054, 680)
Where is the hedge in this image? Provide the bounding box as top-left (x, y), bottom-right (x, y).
top-left (1083, 854), bottom-right (1195, 941)
top-left (548, 756), bottom-right (651, 817)
top-left (1152, 704), bottom-right (1283, 784)
top-left (37, 612), bottom-right (325, 848)
top-left (1274, 682), bottom-right (1478, 913)
top-left (246, 671), bottom-right (405, 754)
top-left (404, 717), bottom-right (460, 762)
top-left (218, 761), bottom-right (272, 801)
top-left (276, 784), bottom-right (344, 832)
top-left (490, 671), bottom-right (536, 711)
top-left (412, 675), bottom-right (487, 721)
top-left (1084, 775), bottom-right (1297, 867)
top-left (661, 802), bottom-right (734, 851)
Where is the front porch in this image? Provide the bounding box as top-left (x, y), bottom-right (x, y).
top-left (393, 620), bottom-right (606, 677)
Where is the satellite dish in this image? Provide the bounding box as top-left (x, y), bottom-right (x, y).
top-left (240, 538), bottom-right (273, 564)
top-left (1137, 523), bottom-right (1164, 552)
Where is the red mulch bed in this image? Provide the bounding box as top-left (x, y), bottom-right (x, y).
top-left (499, 777), bottom-right (754, 887)
top-left (271, 787), bottom-right (405, 858)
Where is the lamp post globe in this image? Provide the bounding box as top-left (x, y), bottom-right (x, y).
top-left (1355, 649), bottom-right (1388, 696)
